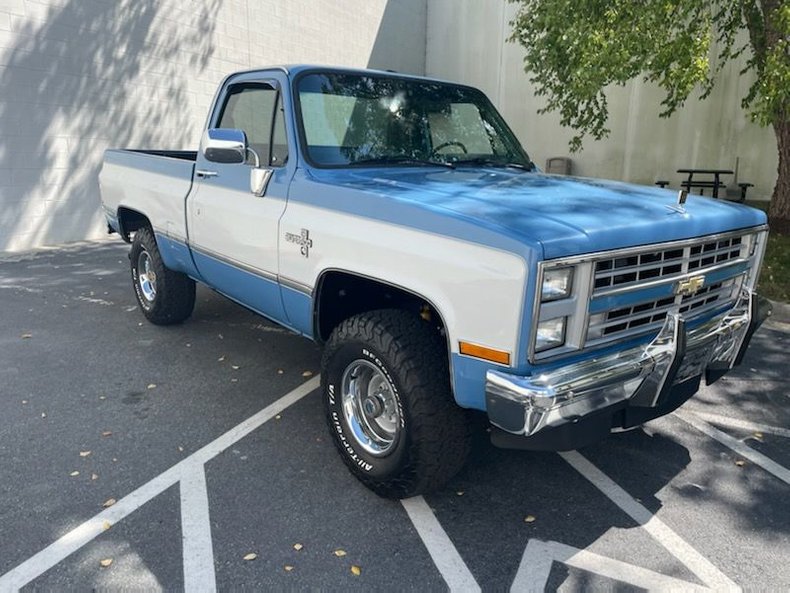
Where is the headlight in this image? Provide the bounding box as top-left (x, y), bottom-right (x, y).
top-left (535, 317), bottom-right (566, 352)
top-left (542, 267), bottom-right (573, 302)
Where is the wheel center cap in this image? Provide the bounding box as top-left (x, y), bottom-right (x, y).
top-left (362, 395), bottom-right (384, 418)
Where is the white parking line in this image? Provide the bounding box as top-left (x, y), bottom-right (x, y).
top-left (676, 412), bottom-right (790, 486)
top-left (401, 496), bottom-right (481, 593)
top-left (180, 463), bottom-right (217, 593)
top-left (511, 539), bottom-right (711, 592)
top-left (683, 410), bottom-right (790, 439)
top-left (560, 451), bottom-right (739, 591)
top-left (0, 377), bottom-right (320, 592)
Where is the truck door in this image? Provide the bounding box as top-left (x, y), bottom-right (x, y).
top-left (187, 77), bottom-right (293, 325)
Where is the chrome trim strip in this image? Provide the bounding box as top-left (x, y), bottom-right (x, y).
top-left (279, 275), bottom-right (312, 295)
top-left (190, 242), bottom-right (278, 283)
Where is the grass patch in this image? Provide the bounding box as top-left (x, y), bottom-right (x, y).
top-left (745, 201), bottom-right (789, 302)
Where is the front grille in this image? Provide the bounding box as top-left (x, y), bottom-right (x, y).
top-left (531, 227), bottom-right (764, 363)
top-left (593, 235), bottom-right (744, 294)
top-left (586, 279), bottom-right (739, 346)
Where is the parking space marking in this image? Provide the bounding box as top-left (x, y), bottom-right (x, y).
top-left (684, 411), bottom-right (790, 439)
top-left (401, 496), bottom-right (481, 592)
top-left (676, 412), bottom-right (790, 486)
top-left (511, 539), bottom-right (711, 592)
top-left (560, 451), bottom-right (739, 591)
top-left (180, 464), bottom-right (217, 593)
top-left (0, 377), bottom-right (320, 592)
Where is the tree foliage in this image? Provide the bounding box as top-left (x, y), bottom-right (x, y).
top-left (509, 0), bottom-right (788, 149)
top-left (509, 0), bottom-right (790, 231)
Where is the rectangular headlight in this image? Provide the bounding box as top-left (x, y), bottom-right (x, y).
top-left (542, 267), bottom-right (573, 302)
top-left (535, 317), bottom-right (566, 352)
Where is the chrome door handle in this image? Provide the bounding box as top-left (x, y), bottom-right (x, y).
top-left (196, 170), bottom-right (218, 178)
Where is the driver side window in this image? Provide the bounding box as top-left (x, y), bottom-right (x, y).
top-left (217, 84), bottom-right (288, 167)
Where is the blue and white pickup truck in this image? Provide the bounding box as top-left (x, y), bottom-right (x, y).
top-left (99, 65), bottom-right (770, 498)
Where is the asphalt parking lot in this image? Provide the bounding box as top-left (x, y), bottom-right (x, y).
top-left (1, 240), bottom-right (789, 591)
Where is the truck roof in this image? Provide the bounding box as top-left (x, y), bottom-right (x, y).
top-left (226, 64), bottom-right (457, 86)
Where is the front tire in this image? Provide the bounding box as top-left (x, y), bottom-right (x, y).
top-left (130, 227), bottom-right (195, 325)
top-left (322, 309), bottom-right (470, 498)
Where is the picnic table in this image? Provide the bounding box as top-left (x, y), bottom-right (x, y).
top-left (655, 168), bottom-right (754, 202)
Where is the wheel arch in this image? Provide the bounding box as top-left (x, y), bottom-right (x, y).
top-left (117, 207), bottom-right (151, 243)
top-left (313, 268), bottom-right (451, 353)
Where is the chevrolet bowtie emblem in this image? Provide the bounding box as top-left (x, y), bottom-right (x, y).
top-left (675, 275), bottom-right (705, 297)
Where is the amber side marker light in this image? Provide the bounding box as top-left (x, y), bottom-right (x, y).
top-left (459, 341), bottom-right (511, 365)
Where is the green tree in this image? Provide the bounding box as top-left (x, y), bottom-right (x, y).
top-left (509, 0), bottom-right (790, 234)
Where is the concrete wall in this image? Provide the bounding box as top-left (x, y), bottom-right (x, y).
top-left (426, 0), bottom-right (777, 202)
top-left (0, 0), bottom-right (426, 252)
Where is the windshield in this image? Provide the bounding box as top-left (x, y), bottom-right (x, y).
top-left (296, 72), bottom-right (532, 169)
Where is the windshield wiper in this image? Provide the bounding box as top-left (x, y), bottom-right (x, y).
top-left (349, 156), bottom-right (455, 169)
top-left (454, 157), bottom-right (533, 171)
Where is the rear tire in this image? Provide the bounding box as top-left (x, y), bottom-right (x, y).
top-left (130, 227), bottom-right (195, 325)
top-left (322, 309), bottom-right (470, 498)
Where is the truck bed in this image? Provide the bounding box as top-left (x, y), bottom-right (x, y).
top-left (99, 149), bottom-right (196, 243)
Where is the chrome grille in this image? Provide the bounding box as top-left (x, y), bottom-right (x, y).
top-left (586, 279), bottom-right (740, 346)
top-left (593, 235), bottom-right (746, 294)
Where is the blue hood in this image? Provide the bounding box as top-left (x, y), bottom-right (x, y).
top-left (305, 168), bottom-right (767, 259)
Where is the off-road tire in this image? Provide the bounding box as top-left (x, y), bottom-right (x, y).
top-left (130, 227), bottom-right (195, 325)
top-left (322, 309), bottom-right (471, 498)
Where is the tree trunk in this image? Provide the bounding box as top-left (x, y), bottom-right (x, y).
top-left (768, 118), bottom-right (790, 235)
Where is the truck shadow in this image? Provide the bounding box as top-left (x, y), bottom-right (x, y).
top-left (0, 0), bottom-right (222, 251)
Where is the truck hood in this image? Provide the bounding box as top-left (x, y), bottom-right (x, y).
top-left (311, 168), bottom-right (767, 259)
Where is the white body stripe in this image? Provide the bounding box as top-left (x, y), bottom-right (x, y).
top-left (280, 201), bottom-right (528, 356)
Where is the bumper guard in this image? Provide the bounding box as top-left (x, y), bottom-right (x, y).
top-left (486, 289), bottom-right (770, 439)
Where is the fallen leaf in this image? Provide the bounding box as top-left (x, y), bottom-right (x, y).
top-left (102, 521), bottom-right (112, 531)
top-left (284, 565), bottom-right (294, 572)
top-left (351, 565), bottom-right (362, 576)
top-left (147, 384), bottom-right (156, 390)
top-left (735, 460), bottom-right (746, 467)
top-left (333, 549), bottom-right (347, 557)
top-left (80, 450), bottom-right (91, 457)
top-left (101, 431), bottom-right (112, 437)
top-left (293, 543), bottom-right (303, 551)
top-left (99, 558), bottom-right (113, 568)
top-left (302, 371), bottom-right (313, 377)
top-left (524, 515), bottom-right (536, 523)
top-left (91, 473), bottom-right (99, 480)
top-left (102, 498), bottom-right (117, 508)
top-left (69, 471), bottom-right (80, 477)
top-left (21, 333), bottom-right (32, 339)
top-left (243, 553), bottom-right (257, 561)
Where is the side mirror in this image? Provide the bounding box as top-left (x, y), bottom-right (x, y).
top-left (201, 128), bottom-right (247, 164)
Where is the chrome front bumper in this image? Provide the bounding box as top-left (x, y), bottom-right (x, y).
top-left (486, 289), bottom-right (769, 440)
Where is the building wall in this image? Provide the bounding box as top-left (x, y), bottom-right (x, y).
top-left (426, 0), bottom-right (777, 203)
top-left (0, 0), bottom-right (426, 251)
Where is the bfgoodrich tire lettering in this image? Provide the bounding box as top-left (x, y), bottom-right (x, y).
top-left (130, 227), bottom-right (196, 325)
top-left (322, 309), bottom-right (471, 498)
